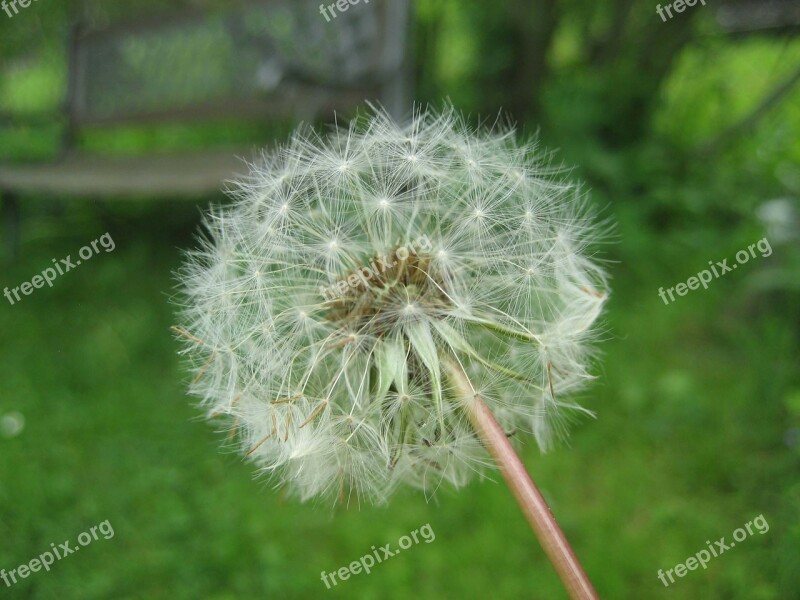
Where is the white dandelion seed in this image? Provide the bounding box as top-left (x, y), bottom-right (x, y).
top-left (174, 105), bottom-right (609, 508)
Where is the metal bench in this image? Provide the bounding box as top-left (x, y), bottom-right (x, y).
top-left (0, 0), bottom-right (411, 258)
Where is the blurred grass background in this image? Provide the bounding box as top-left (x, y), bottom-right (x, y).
top-left (1, 1), bottom-right (799, 599)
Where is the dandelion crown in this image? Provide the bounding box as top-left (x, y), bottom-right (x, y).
top-left (175, 106), bottom-right (608, 504)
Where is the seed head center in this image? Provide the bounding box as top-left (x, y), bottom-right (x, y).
top-left (324, 246), bottom-right (449, 332)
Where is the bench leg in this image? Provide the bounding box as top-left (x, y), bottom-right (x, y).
top-left (2, 192), bottom-right (20, 263)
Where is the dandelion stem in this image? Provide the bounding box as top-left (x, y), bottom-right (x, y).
top-left (445, 359), bottom-right (598, 600)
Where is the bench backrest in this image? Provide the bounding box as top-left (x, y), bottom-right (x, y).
top-left (67, 0), bottom-right (411, 127)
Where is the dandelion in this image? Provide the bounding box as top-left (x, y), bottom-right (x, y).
top-left (174, 105), bottom-right (608, 599)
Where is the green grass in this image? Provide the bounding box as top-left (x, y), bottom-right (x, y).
top-left (0, 200), bottom-right (796, 599)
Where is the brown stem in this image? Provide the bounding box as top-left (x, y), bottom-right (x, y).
top-left (446, 359), bottom-right (599, 600)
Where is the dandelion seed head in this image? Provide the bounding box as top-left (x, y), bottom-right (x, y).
top-left (175, 105), bottom-right (609, 505)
